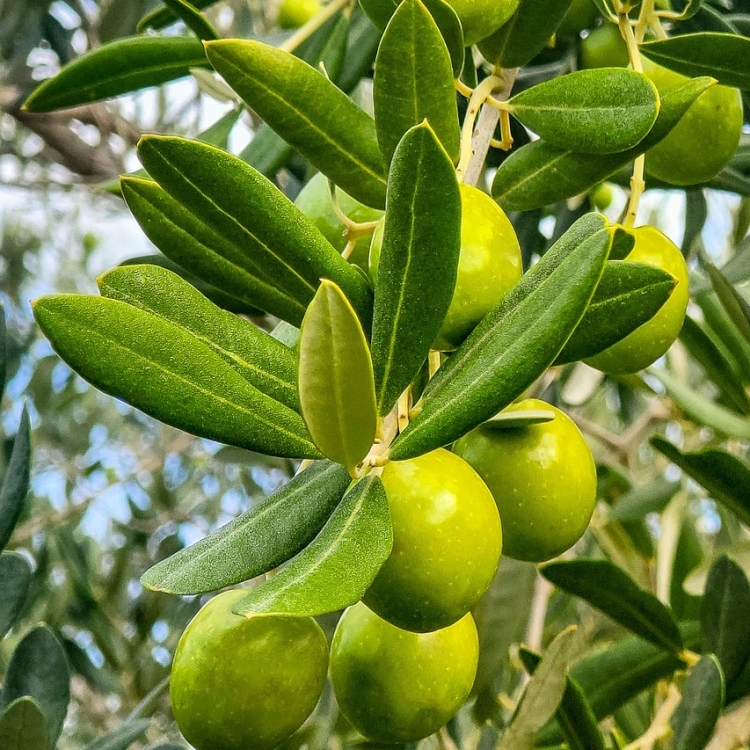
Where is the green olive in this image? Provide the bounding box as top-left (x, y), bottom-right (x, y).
top-left (585, 225), bottom-right (689, 374)
top-left (330, 603), bottom-right (479, 743)
top-left (642, 58), bottom-right (743, 186)
top-left (557, 0), bottom-right (599, 37)
top-left (454, 399), bottom-right (597, 563)
top-left (369, 183), bottom-right (522, 351)
top-left (170, 590), bottom-right (329, 750)
top-left (579, 24), bottom-right (629, 69)
top-left (363, 448), bottom-right (502, 633)
top-left (278, 0), bottom-right (321, 29)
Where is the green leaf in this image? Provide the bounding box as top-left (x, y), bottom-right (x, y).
top-left (493, 76), bottom-right (715, 211)
top-left (141, 461), bottom-right (350, 594)
top-left (23, 36), bottom-right (208, 112)
top-left (478, 0), bottom-right (574, 68)
top-left (0, 625), bottom-right (70, 748)
top-left (608, 477), bottom-right (681, 522)
top-left (233, 474), bottom-right (392, 616)
top-left (519, 647), bottom-right (606, 750)
top-left (138, 0), bottom-right (216, 30)
top-left (705, 260), bottom-right (750, 347)
top-left (507, 69), bottom-right (659, 155)
top-left (641, 32), bottom-right (750, 89)
top-left (696, 290), bottom-right (750, 384)
top-left (498, 627), bottom-right (581, 750)
top-left (371, 122), bottom-right (460, 416)
top-left (204, 40), bottom-right (387, 208)
top-left (299, 281), bottom-right (377, 470)
top-left (555, 260), bottom-right (676, 365)
top-left (98, 264), bottom-right (300, 412)
top-left (671, 655), bottom-right (725, 750)
top-left (121, 178), bottom-right (306, 325)
top-left (483, 408), bottom-right (556, 429)
top-left (389, 214), bottom-right (611, 461)
top-left (373, 0), bottom-right (460, 165)
top-left (0, 405), bottom-right (30, 552)
top-left (33, 295), bottom-right (319, 459)
top-left (680, 315), bottom-right (750, 415)
top-left (159, 0), bottom-right (218, 39)
top-left (701, 556), bottom-right (750, 684)
top-left (0, 553), bottom-right (31, 639)
top-left (136, 136), bottom-right (373, 328)
top-left (542, 559), bottom-right (683, 653)
top-left (0, 697), bottom-right (48, 750)
top-left (81, 720), bottom-right (151, 750)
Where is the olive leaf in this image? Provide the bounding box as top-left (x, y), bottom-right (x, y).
top-left (0, 697), bottom-right (48, 750)
top-left (141, 461), bottom-right (351, 594)
top-left (0, 552), bottom-right (31, 638)
top-left (0, 405), bottom-right (31, 552)
top-left (204, 40), bottom-right (387, 208)
top-left (671, 655), bottom-right (725, 750)
top-left (371, 122), bottom-right (461, 416)
top-left (233, 474), bottom-right (392, 617)
top-left (299, 281), bottom-right (378, 471)
top-left (79, 720), bottom-right (151, 750)
top-left (373, 0), bottom-right (460, 165)
top-left (23, 37), bottom-right (208, 112)
top-left (99, 264), bottom-right (300, 412)
top-left (34, 295), bottom-right (319, 459)
top-left (506, 69), bottom-right (659, 155)
top-left (483, 409), bottom-right (556, 429)
top-left (158, 0), bottom-right (218, 39)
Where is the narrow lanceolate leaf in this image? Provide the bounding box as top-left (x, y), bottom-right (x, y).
top-left (519, 648), bottom-right (606, 750)
top-left (0, 697), bottom-right (48, 750)
top-left (0, 553), bottom-right (31, 639)
top-left (233, 474), bottom-right (392, 616)
top-left (541, 559), bottom-right (683, 653)
top-left (159, 0), bottom-right (218, 39)
top-left (0, 405), bottom-right (31, 552)
top-left (671, 655), bottom-right (725, 750)
top-left (299, 281), bottom-right (377, 470)
top-left (121, 178), bottom-right (306, 325)
top-left (641, 32), bottom-right (750, 90)
top-left (136, 137), bottom-right (373, 328)
top-left (507, 69), bottom-right (659, 155)
top-left (99, 265), bottom-right (300, 412)
top-left (371, 123), bottom-right (460, 416)
top-left (23, 37), bottom-right (208, 111)
top-left (141, 461), bottom-right (350, 594)
top-left (554, 260), bottom-right (676, 365)
top-left (138, 0), bottom-right (216, 30)
top-left (498, 627), bottom-right (581, 750)
top-left (205, 40), bottom-right (387, 208)
top-left (390, 214), bottom-right (611, 461)
top-left (701, 556), bottom-right (750, 683)
top-left (80, 720), bottom-right (151, 750)
top-left (651, 435), bottom-right (750, 526)
top-left (34, 296), bottom-right (319, 459)
top-left (608, 477), bottom-right (681, 522)
top-left (0, 626), bottom-right (70, 748)
top-left (477, 0), bottom-right (573, 68)
top-left (493, 77), bottom-right (715, 211)
top-left (705, 260), bottom-right (750, 348)
top-left (374, 0), bottom-right (460, 165)
top-left (484, 409), bottom-right (556, 429)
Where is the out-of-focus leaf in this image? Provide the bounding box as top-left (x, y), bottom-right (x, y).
top-left (141, 461), bottom-right (350, 594)
top-left (0, 552), bottom-right (31, 638)
top-left (233, 474), bottom-right (392, 616)
top-left (608, 477), bottom-right (681, 522)
top-left (81, 720), bottom-right (151, 750)
top-left (0, 405), bottom-right (31, 552)
top-left (138, 0), bottom-right (216, 30)
top-left (0, 697), bottom-right (48, 750)
top-left (671, 655), bottom-right (725, 750)
top-left (159, 0), bottom-right (218, 39)
top-left (705, 260), bottom-right (750, 347)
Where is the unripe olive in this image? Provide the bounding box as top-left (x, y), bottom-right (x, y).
top-left (557, 0), bottom-right (599, 37)
top-left (278, 0), bottom-right (321, 29)
top-left (579, 24), bottom-right (629, 69)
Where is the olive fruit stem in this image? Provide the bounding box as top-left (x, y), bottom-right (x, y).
top-left (456, 74), bottom-right (502, 182)
top-left (428, 349), bottom-right (442, 378)
top-left (327, 178), bottom-right (381, 241)
top-left (621, 682), bottom-right (681, 750)
top-left (279, 0), bottom-right (352, 53)
top-left (455, 79), bottom-right (474, 98)
top-left (397, 388), bottom-right (411, 433)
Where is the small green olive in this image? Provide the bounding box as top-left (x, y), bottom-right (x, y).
top-left (579, 24), bottom-right (629, 69)
top-left (278, 0), bottom-right (321, 29)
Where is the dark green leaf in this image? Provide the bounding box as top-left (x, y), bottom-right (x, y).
top-left (682, 190), bottom-right (708, 256)
top-left (671, 655), bottom-right (725, 750)
top-left (371, 122), bottom-right (460, 416)
top-left (23, 36), bottom-right (208, 112)
top-left (299, 281), bottom-right (377, 471)
top-left (205, 40), bottom-right (387, 208)
top-left (33, 296), bottom-right (319, 459)
top-left (81, 720), bottom-right (152, 750)
top-left (98, 265), bottom-right (300, 412)
top-left (705, 260), bottom-right (750, 347)
top-left (159, 0), bottom-right (218, 39)
top-left (608, 477), bottom-right (681, 522)
top-left (0, 553), bottom-right (31, 639)
top-left (233, 474), bottom-right (392, 616)
top-left (0, 697), bottom-right (48, 750)
top-left (541, 559), bottom-right (683, 652)
top-left (389, 214), bottom-right (611, 460)
top-left (477, 0), bottom-right (574, 68)
top-left (373, 0), bottom-right (460, 165)
top-left (507, 70), bottom-right (659, 155)
top-left (136, 136), bottom-right (373, 328)
top-left (141, 461), bottom-right (350, 594)
top-left (641, 32), bottom-right (750, 89)
top-left (701, 555), bottom-right (750, 683)
top-left (493, 77), bottom-right (714, 211)
top-left (696, 290), bottom-right (750, 383)
top-left (555, 260), bottom-right (676, 365)
top-left (0, 405), bottom-right (31, 552)
top-left (519, 647), bottom-right (606, 750)
top-left (0, 625), bottom-right (70, 748)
